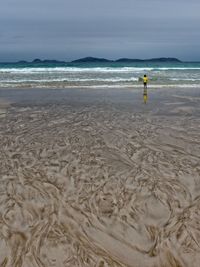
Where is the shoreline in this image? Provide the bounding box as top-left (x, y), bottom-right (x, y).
top-left (1, 84), bottom-right (200, 90)
top-left (1, 86), bottom-right (200, 113)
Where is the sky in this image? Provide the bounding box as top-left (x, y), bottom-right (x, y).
top-left (0, 0), bottom-right (200, 62)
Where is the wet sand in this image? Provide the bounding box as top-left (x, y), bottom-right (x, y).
top-left (0, 87), bottom-right (200, 267)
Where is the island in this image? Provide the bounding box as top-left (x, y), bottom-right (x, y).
top-left (71, 57), bottom-right (182, 63)
top-left (115, 57), bottom-right (181, 63)
top-left (31, 59), bottom-right (66, 64)
top-left (71, 57), bottom-right (112, 63)
top-left (0, 57), bottom-right (183, 65)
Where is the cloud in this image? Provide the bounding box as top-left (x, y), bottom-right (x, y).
top-left (0, 0), bottom-right (200, 61)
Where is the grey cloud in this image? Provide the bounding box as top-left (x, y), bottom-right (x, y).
top-left (0, 0), bottom-right (200, 61)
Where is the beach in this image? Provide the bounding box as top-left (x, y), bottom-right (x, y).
top-left (0, 86), bottom-right (200, 267)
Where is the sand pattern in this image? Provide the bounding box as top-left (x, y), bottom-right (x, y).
top-left (0, 102), bottom-right (200, 267)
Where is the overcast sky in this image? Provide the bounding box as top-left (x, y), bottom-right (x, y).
top-left (0, 0), bottom-right (200, 61)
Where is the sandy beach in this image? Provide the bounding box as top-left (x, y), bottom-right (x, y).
top-left (0, 87), bottom-right (200, 267)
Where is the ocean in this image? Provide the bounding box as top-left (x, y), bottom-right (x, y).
top-left (0, 61), bottom-right (200, 89)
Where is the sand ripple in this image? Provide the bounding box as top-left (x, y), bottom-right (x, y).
top-left (0, 103), bottom-right (200, 267)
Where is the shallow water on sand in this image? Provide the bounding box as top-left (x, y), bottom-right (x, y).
top-left (0, 88), bottom-right (200, 267)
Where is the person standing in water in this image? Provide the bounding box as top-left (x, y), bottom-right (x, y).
top-left (143, 74), bottom-right (148, 89)
top-left (143, 74), bottom-right (148, 104)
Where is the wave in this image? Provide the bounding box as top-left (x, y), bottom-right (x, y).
top-left (0, 67), bottom-right (154, 73)
top-left (152, 68), bottom-right (200, 71)
top-left (1, 83), bottom-right (200, 89)
top-left (1, 66), bottom-right (200, 74)
top-left (1, 77), bottom-right (200, 84)
top-left (169, 78), bottom-right (200, 81)
top-left (0, 77), bottom-right (139, 83)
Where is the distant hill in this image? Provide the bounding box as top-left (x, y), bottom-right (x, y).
top-left (32, 59), bottom-right (65, 64)
top-left (147, 57), bottom-right (181, 62)
top-left (116, 57), bottom-right (181, 63)
top-left (71, 57), bottom-right (182, 63)
top-left (72, 57), bottom-right (182, 63)
top-left (0, 57), bottom-right (182, 64)
top-left (71, 57), bottom-right (112, 63)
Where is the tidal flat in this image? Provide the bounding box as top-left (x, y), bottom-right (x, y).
top-left (0, 87), bottom-right (200, 267)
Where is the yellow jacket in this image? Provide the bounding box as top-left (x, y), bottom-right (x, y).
top-left (143, 76), bottom-right (148, 83)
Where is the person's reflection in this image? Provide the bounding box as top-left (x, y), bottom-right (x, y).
top-left (143, 88), bottom-right (148, 104)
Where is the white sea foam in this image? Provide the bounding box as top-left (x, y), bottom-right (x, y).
top-left (1, 82), bottom-right (200, 89)
top-left (153, 67), bottom-right (200, 70)
top-left (170, 78), bottom-right (200, 81)
top-left (0, 67), bottom-right (154, 73)
top-left (1, 65), bottom-right (200, 89)
top-left (0, 77), bottom-right (139, 83)
top-left (1, 66), bottom-right (200, 74)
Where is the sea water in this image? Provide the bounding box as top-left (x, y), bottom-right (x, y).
top-left (0, 61), bottom-right (200, 88)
